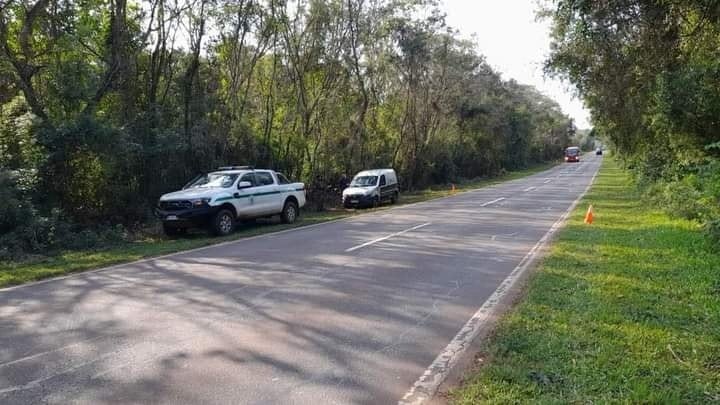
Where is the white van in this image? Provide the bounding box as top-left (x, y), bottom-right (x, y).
top-left (342, 169), bottom-right (399, 208)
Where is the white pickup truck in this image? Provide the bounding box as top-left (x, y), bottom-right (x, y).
top-left (156, 166), bottom-right (306, 236)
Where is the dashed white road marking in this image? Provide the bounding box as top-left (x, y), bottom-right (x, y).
top-left (490, 232), bottom-right (518, 241)
top-left (543, 179), bottom-right (552, 184)
top-left (345, 222), bottom-right (431, 252)
top-left (0, 336), bottom-right (106, 368)
top-left (480, 197), bottom-right (505, 207)
top-left (523, 186), bottom-right (536, 192)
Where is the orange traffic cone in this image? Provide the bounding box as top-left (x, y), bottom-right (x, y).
top-left (584, 204), bottom-right (594, 224)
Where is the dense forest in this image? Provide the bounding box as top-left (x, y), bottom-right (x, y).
top-left (0, 0), bottom-right (575, 258)
top-left (545, 0), bottom-right (720, 241)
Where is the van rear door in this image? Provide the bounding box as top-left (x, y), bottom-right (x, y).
top-left (379, 173), bottom-right (396, 201)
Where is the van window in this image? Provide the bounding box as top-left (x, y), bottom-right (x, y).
top-left (380, 175), bottom-right (386, 186)
top-left (351, 176), bottom-right (378, 187)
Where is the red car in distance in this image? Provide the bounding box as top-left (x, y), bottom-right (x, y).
top-left (565, 146), bottom-right (581, 162)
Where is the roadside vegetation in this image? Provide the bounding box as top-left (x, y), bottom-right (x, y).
top-left (0, 0), bottom-right (576, 262)
top-left (0, 162), bottom-right (555, 288)
top-left (452, 158), bottom-right (720, 403)
top-left (545, 1), bottom-right (720, 241)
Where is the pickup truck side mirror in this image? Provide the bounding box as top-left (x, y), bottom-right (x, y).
top-left (237, 181), bottom-right (253, 189)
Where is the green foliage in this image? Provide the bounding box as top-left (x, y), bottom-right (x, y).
top-left (0, 96), bottom-right (43, 169)
top-left (0, 169), bottom-right (125, 261)
top-left (545, 0), bottom-right (720, 242)
top-left (0, 170), bottom-right (35, 234)
top-left (452, 159), bottom-right (720, 403)
top-left (0, 0), bottom-right (574, 257)
top-left (572, 128), bottom-right (596, 152)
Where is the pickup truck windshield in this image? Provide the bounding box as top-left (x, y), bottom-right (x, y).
top-left (186, 173), bottom-right (239, 189)
top-left (351, 176), bottom-right (378, 187)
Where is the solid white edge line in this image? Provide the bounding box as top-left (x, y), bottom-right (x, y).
top-left (480, 197), bottom-right (505, 207)
top-left (398, 160), bottom-right (601, 405)
top-left (345, 223), bottom-right (431, 253)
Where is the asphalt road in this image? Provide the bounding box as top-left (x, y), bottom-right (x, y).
top-left (0, 156), bottom-right (602, 404)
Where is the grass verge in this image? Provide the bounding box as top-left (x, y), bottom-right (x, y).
top-left (0, 162), bottom-right (557, 288)
top-left (451, 158), bottom-right (720, 403)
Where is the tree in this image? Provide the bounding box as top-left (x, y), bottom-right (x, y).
top-left (0, 0), bottom-right (575, 256)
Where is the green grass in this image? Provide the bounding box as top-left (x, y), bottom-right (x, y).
top-left (0, 162), bottom-right (557, 288)
top-left (452, 158), bottom-right (720, 404)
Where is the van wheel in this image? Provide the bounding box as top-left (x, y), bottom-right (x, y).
top-left (281, 200), bottom-right (299, 224)
top-left (372, 196), bottom-right (380, 208)
top-left (163, 224), bottom-right (186, 238)
top-left (391, 191), bottom-right (399, 204)
top-left (211, 209), bottom-right (235, 236)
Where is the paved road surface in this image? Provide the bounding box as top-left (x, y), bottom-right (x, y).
top-left (0, 156), bottom-right (601, 404)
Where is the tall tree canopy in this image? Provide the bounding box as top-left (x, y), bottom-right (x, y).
top-left (545, 0), bottom-right (720, 238)
top-left (0, 0), bottom-right (574, 256)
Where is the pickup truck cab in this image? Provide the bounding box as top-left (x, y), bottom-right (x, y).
top-left (156, 166), bottom-right (306, 236)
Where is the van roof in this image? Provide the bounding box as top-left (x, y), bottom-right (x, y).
top-left (354, 169), bottom-right (395, 177)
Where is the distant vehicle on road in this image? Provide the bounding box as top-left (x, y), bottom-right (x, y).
top-left (342, 169), bottom-right (399, 208)
top-left (156, 166), bottom-right (306, 236)
top-left (565, 146), bottom-right (581, 162)
top-left (596, 147), bottom-right (603, 155)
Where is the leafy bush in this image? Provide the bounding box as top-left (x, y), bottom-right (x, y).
top-left (706, 219), bottom-right (720, 243)
top-left (0, 170), bottom-right (126, 261)
top-left (641, 156), bottom-right (720, 246)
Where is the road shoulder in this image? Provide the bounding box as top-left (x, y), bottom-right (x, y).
top-left (401, 157), bottom-right (599, 405)
top-left (448, 158), bottom-right (720, 404)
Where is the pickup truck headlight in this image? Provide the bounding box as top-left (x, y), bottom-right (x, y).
top-left (191, 198), bottom-right (211, 207)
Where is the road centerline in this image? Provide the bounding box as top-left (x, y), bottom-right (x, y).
top-left (345, 222), bottom-right (431, 252)
top-left (480, 197), bottom-right (506, 207)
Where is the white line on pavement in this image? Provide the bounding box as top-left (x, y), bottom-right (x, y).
top-left (345, 222), bottom-right (431, 252)
top-left (399, 161), bottom-right (601, 405)
top-left (543, 179), bottom-right (552, 184)
top-left (523, 186), bottom-right (536, 192)
top-left (480, 197), bottom-right (505, 207)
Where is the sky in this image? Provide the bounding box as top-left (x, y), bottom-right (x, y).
top-left (440, 0), bottom-right (591, 129)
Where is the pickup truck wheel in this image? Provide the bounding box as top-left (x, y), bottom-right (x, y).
top-left (211, 209), bottom-right (235, 236)
top-left (281, 201), bottom-right (299, 224)
top-left (163, 224), bottom-right (186, 238)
